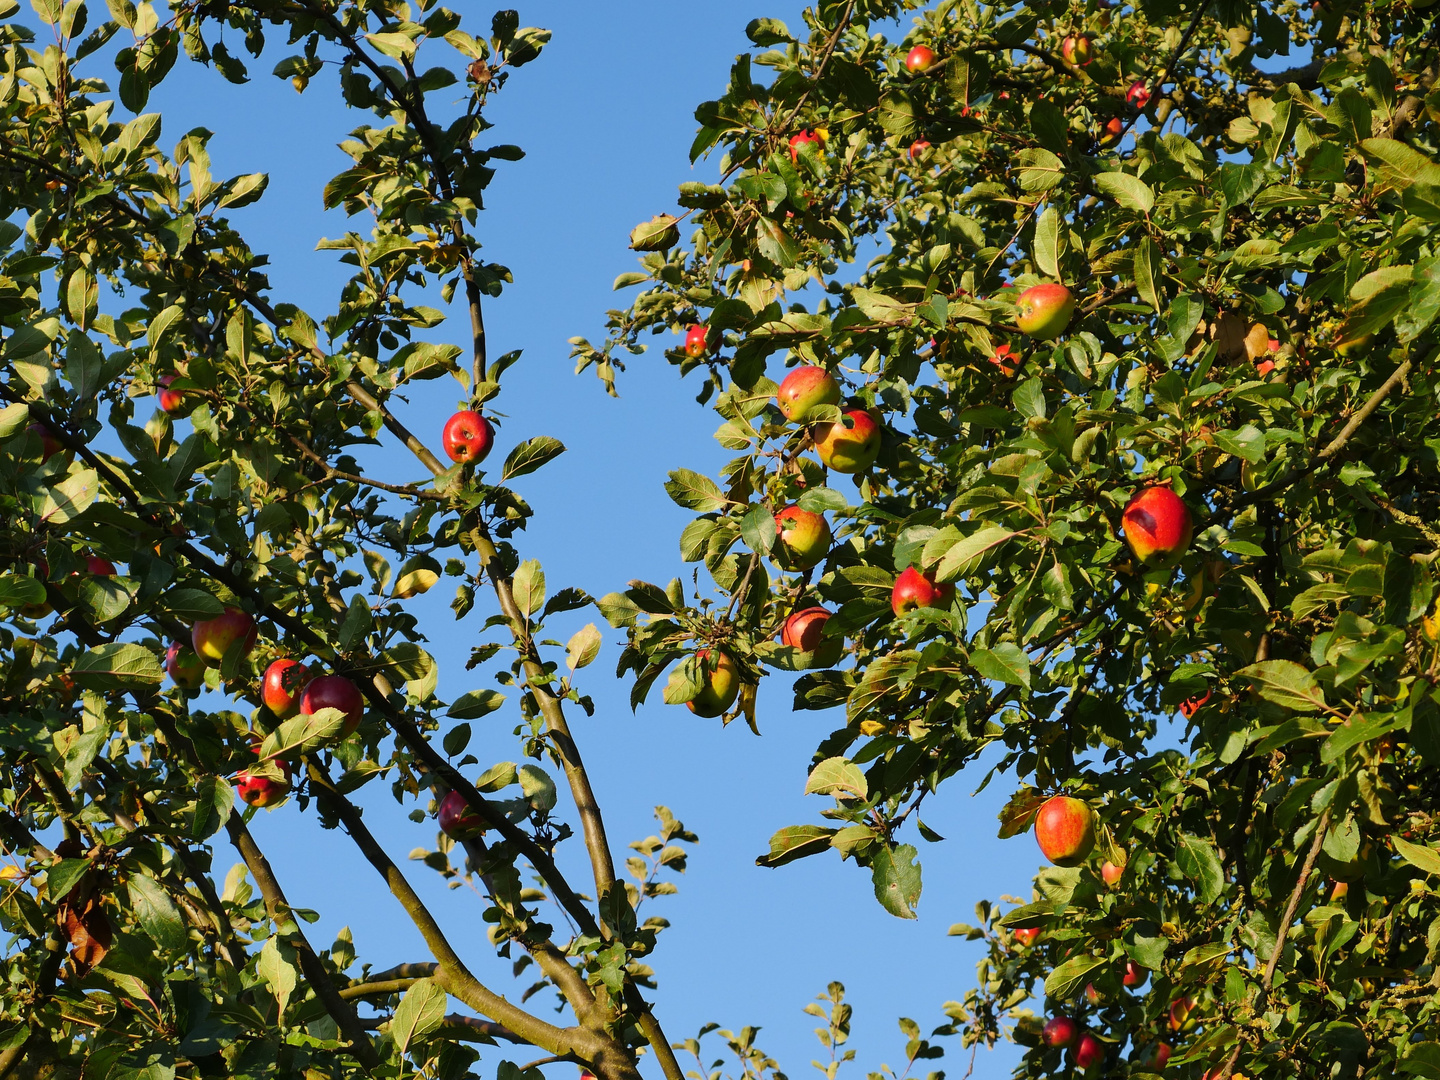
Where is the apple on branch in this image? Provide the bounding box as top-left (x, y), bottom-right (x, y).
top-left (1072, 1033), bottom-right (1104, 1070)
top-left (1127, 81), bottom-right (1152, 108)
top-left (300, 674), bottom-right (365, 735)
top-left (236, 740), bottom-right (291, 809)
top-left (192, 608), bottom-right (257, 668)
top-left (1061, 34), bottom-right (1092, 66)
top-left (812, 408), bottom-right (881, 473)
top-left (775, 366), bottom-right (840, 423)
top-left (438, 789), bottom-right (488, 840)
top-left (904, 45), bottom-right (935, 72)
top-left (1012, 926), bottom-right (1040, 948)
top-left (1134, 1041), bottom-right (1171, 1071)
top-left (891, 567), bottom-right (954, 616)
top-left (262, 659), bottom-right (314, 719)
top-left (158, 374), bottom-right (186, 415)
top-left (1015, 283), bottom-right (1076, 340)
top-left (1100, 859), bottom-right (1124, 886)
top-left (1122, 485), bottom-right (1193, 565)
top-left (773, 506), bottom-right (832, 571)
top-left (684, 324), bottom-right (710, 358)
top-left (788, 127), bottom-right (827, 164)
top-left (1042, 1016), bottom-right (1079, 1048)
top-left (165, 641), bottom-right (205, 689)
top-left (686, 649), bottom-right (739, 717)
top-left (1033, 795), bottom-right (1096, 866)
top-left (442, 410), bottom-right (495, 465)
top-left (780, 606), bottom-right (843, 667)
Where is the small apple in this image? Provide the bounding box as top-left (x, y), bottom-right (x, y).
top-left (26, 423), bottom-right (63, 463)
top-left (1135, 1042), bottom-right (1171, 1071)
top-left (1127, 81), bottom-right (1151, 108)
top-left (300, 674), bottom-right (365, 735)
top-left (775, 366), bottom-right (841, 423)
top-left (908, 140), bottom-right (931, 159)
top-left (1335, 330), bottom-right (1373, 357)
top-left (442, 410), bottom-right (495, 465)
top-left (1033, 795), bottom-right (1096, 867)
top-left (1013, 926), bottom-right (1041, 948)
top-left (165, 641), bottom-right (205, 689)
top-left (891, 566), bottom-right (954, 616)
top-left (1122, 486), bottom-right (1193, 564)
top-left (192, 607), bottom-right (257, 667)
top-left (157, 374), bottom-right (185, 415)
top-left (1083, 982), bottom-right (1102, 1005)
top-left (781, 607), bottom-right (844, 666)
top-left (1102, 116), bottom-right (1125, 142)
top-left (685, 324), bottom-right (710, 358)
top-left (262, 659), bottom-right (313, 719)
top-left (1061, 35), bottom-right (1092, 66)
top-left (83, 555), bottom-right (117, 576)
top-left (1330, 879), bottom-right (1349, 901)
top-left (905, 45), bottom-right (936, 72)
top-left (1073, 1033), bottom-right (1104, 1070)
top-left (1424, 604), bottom-right (1440, 645)
top-left (1179, 689), bottom-right (1212, 719)
top-left (990, 342), bottom-right (1019, 376)
top-left (813, 408), bottom-right (881, 473)
top-left (438, 789), bottom-right (487, 840)
top-left (773, 506), bottom-right (832, 571)
top-left (1122, 960), bottom-right (1148, 989)
top-left (687, 649), bottom-right (739, 717)
top-left (1043, 1016), bottom-right (1079, 1048)
top-left (1167, 996), bottom-right (1197, 1033)
top-left (1015, 283), bottom-right (1076, 340)
top-left (1100, 860), bottom-right (1124, 886)
top-left (788, 127), bottom-right (827, 163)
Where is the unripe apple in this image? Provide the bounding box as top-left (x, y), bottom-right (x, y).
top-left (1100, 860), bottom-right (1124, 886)
top-left (990, 342), bottom-right (1019, 376)
top-left (687, 649), bottom-right (739, 717)
top-left (1033, 795), bottom-right (1096, 867)
top-left (262, 659), bottom-right (313, 719)
top-left (1122, 960), bottom-right (1148, 989)
top-left (1424, 605), bottom-right (1440, 645)
top-left (1042, 1016), bottom-right (1079, 1048)
top-left (685, 324), bottom-right (710, 358)
top-left (1073, 1033), bottom-right (1104, 1070)
top-left (1167, 996), bottom-right (1197, 1032)
top-left (773, 506), bottom-right (832, 571)
top-left (157, 374), bottom-right (185, 415)
top-left (788, 127), bottom-right (827, 163)
top-left (813, 408), bottom-right (881, 473)
top-left (1013, 926), bottom-right (1041, 948)
top-left (301, 674), bottom-right (365, 735)
top-left (775, 366), bottom-right (841, 423)
top-left (1061, 35), bottom-right (1092, 66)
top-left (442, 410), bottom-right (494, 465)
top-left (26, 422), bottom-right (63, 462)
top-left (1122, 486), bottom-right (1193, 564)
top-left (1335, 331), bottom-right (1373, 357)
top-left (905, 45), bottom-right (936, 72)
top-left (891, 566), bottom-right (954, 616)
top-left (165, 641), bottom-right (205, 689)
top-left (1135, 1041), bottom-right (1171, 1071)
top-left (1127, 81), bottom-right (1151, 108)
top-left (192, 607), bottom-right (257, 667)
top-left (781, 607), bottom-right (844, 667)
top-left (438, 789), bottom-right (487, 840)
top-left (1015, 283), bottom-right (1076, 340)
top-left (1329, 879), bottom-right (1349, 902)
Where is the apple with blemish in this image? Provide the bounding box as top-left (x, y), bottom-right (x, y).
top-left (1033, 794), bottom-right (1096, 867)
top-left (438, 789), bottom-right (487, 840)
top-left (442, 410), bottom-right (495, 465)
top-left (1015, 284), bottom-right (1076, 340)
top-left (684, 324), bottom-right (709, 358)
top-left (813, 408), bottom-right (881, 473)
top-left (1122, 486), bottom-right (1193, 564)
top-left (165, 641), bottom-right (205, 689)
top-left (262, 659), bottom-right (313, 719)
top-left (192, 607), bottom-right (257, 667)
top-left (300, 674), bottom-right (365, 735)
top-left (773, 506), bottom-right (832, 571)
top-left (687, 649), bottom-right (740, 717)
top-left (1013, 927), bottom-right (1040, 948)
top-left (891, 567), bottom-right (954, 616)
top-left (775, 366), bottom-right (841, 423)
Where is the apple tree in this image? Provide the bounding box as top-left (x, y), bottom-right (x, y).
top-left (582, 0), bottom-right (1440, 1077)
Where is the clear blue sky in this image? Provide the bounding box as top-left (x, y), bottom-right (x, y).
top-left (141, 4), bottom-right (1034, 1076)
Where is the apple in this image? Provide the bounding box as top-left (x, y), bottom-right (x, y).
top-left (192, 607), bottom-right (257, 667)
top-left (236, 755), bottom-right (291, 809)
top-left (1100, 860), bottom-right (1124, 886)
top-left (813, 408), bottom-right (881, 473)
top-left (165, 641), bottom-right (205, 689)
top-left (1043, 1016), bottom-right (1079, 1048)
top-left (262, 659), bottom-right (313, 719)
top-left (1073, 1033), bottom-right (1104, 1070)
top-left (438, 789), bottom-right (487, 840)
top-left (1102, 116), bottom-right (1125, 142)
top-left (1135, 1042), bottom-right (1171, 1071)
top-left (687, 649), bottom-right (739, 717)
top-left (1015, 283), bottom-right (1076, 340)
top-left (83, 555), bottom-right (117, 576)
top-left (781, 607), bottom-right (843, 666)
top-left (1033, 795), bottom-right (1096, 867)
top-left (773, 506), bottom-right (832, 571)
top-left (442, 410), bottom-right (494, 465)
top-left (775, 366), bottom-right (841, 423)
top-left (1013, 927), bottom-right (1041, 948)
top-left (1083, 981), bottom-right (1102, 1005)
top-left (1330, 879), bottom-right (1349, 901)
top-left (891, 566), bottom-right (954, 616)
top-left (1123, 960), bottom-right (1148, 989)
top-left (1179, 689), bottom-right (1212, 719)
top-left (908, 140), bottom-right (931, 159)
top-left (1127, 81), bottom-right (1151, 108)
top-left (788, 127), bottom-right (827, 163)
top-left (684, 324), bottom-right (710, 358)
top-left (1167, 996), bottom-right (1197, 1032)
top-left (1425, 604), bottom-right (1440, 645)
top-left (26, 422), bottom-right (63, 463)
top-left (1335, 331), bottom-right (1373, 357)
top-left (989, 342), bottom-right (1020, 376)
top-left (301, 674), bottom-right (365, 735)
top-left (157, 374), bottom-right (185, 415)
top-left (1061, 35), bottom-right (1092, 66)
top-left (905, 45), bottom-right (935, 72)
top-left (1122, 486), bottom-right (1193, 564)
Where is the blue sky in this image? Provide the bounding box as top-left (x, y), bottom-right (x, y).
top-left (132, 3), bottom-right (1037, 1076)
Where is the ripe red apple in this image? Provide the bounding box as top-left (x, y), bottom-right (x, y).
top-left (1073, 1033), bottom-right (1104, 1070)
top-left (157, 374), bottom-right (185, 415)
top-left (1179, 689), bottom-right (1212, 719)
top-left (1013, 927), bottom-right (1041, 948)
top-left (781, 606), bottom-right (843, 666)
top-left (687, 649), bottom-right (739, 717)
top-left (262, 659), bottom-right (313, 719)
top-left (788, 127), bottom-right (826, 163)
top-left (1061, 35), bottom-right (1092, 66)
top-left (438, 789), bottom-right (487, 840)
top-left (442, 410), bottom-right (495, 465)
top-left (27, 422), bottom-right (63, 462)
top-left (1034, 795), bottom-right (1096, 867)
top-left (1135, 1042), bottom-right (1171, 1071)
top-left (1102, 116), bottom-right (1125, 142)
top-left (990, 342), bottom-right (1019, 376)
top-left (773, 506), bottom-right (832, 571)
top-left (775, 366), bottom-right (841, 423)
top-left (1167, 996), bottom-right (1196, 1032)
top-left (1043, 1016), bottom-right (1079, 1048)
top-left (236, 755), bottom-right (291, 809)
top-left (905, 45), bottom-right (935, 72)
top-left (1122, 486), bottom-right (1193, 564)
top-left (891, 566), bottom-right (954, 616)
top-left (192, 608), bottom-right (257, 667)
top-left (300, 674), bottom-right (365, 735)
top-left (684, 324), bottom-right (709, 358)
top-left (165, 641), bottom-right (205, 689)
top-left (1100, 860), bottom-right (1124, 886)
top-left (83, 555), bottom-right (117, 576)
top-left (813, 408), bottom-right (881, 473)
top-left (1127, 81), bottom-right (1152, 108)
top-left (1015, 283), bottom-right (1076, 340)
top-left (1123, 960), bottom-right (1148, 989)
top-left (907, 140), bottom-right (931, 159)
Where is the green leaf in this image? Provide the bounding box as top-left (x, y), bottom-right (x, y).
top-left (0, 574), bottom-right (45, 609)
top-left (258, 708), bottom-right (349, 760)
top-left (1134, 236), bottom-right (1163, 312)
top-left (805, 757), bottom-right (868, 800)
top-left (932, 525), bottom-right (1019, 582)
top-left (1044, 953), bottom-right (1106, 999)
top-left (1033, 205), bottom-right (1060, 280)
top-left (740, 504), bottom-right (776, 554)
top-left (338, 593), bottom-right (372, 653)
top-left (1176, 833), bottom-right (1225, 903)
top-left (756, 824), bottom-right (837, 867)
top-left (385, 643), bottom-right (437, 701)
top-left (72, 643), bottom-right (163, 690)
top-left (391, 978), bottom-right (447, 1054)
top-left (511, 560), bottom-right (545, 618)
top-left (970, 643), bottom-right (1031, 689)
top-left (127, 874), bottom-right (187, 953)
top-left (257, 937), bottom-right (297, 1019)
top-left (664, 469), bottom-right (728, 512)
top-left (38, 470), bottom-right (99, 524)
top-left (1093, 172), bottom-right (1155, 213)
top-left (566, 624), bottom-right (602, 671)
top-left (1400, 1043), bottom-right (1440, 1078)
top-left (1015, 148), bottom-right (1063, 192)
top-left (1237, 660), bottom-right (1328, 713)
top-left (629, 214), bottom-right (680, 252)
top-left (870, 843), bottom-right (922, 919)
top-left (146, 304), bottom-right (185, 349)
top-left (156, 588), bottom-right (226, 620)
top-left (46, 858), bottom-right (91, 900)
top-left (501, 436), bottom-right (565, 481)
top-left (1394, 836), bottom-right (1440, 877)
top-left (0, 402), bottom-right (29, 440)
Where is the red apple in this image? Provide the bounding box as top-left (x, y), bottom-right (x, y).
top-left (165, 641), bottom-right (205, 689)
top-left (990, 342), bottom-right (1019, 376)
top-left (687, 649), bottom-right (739, 717)
top-left (192, 608), bottom-right (257, 668)
top-left (1135, 1042), bottom-right (1171, 1071)
top-left (300, 674), bottom-right (365, 735)
top-left (775, 366), bottom-right (841, 423)
top-left (1127, 81), bottom-right (1152, 108)
top-left (781, 607), bottom-right (843, 666)
top-left (1013, 927), bottom-right (1041, 948)
top-left (1034, 795), bottom-right (1096, 867)
top-left (1043, 1016), bottom-right (1079, 1048)
top-left (1015, 283), bottom-right (1076, 340)
top-left (157, 374), bottom-right (185, 415)
top-left (1061, 35), bottom-right (1092, 66)
top-left (1330, 879), bottom-right (1349, 901)
top-left (773, 506), bottom-right (832, 571)
top-left (1167, 996), bottom-right (1196, 1032)
top-left (1179, 689), bottom-right (1212, 719)
top-left (788, 127), bottom-right (826, 163)
top-left (1123, 960), bottom-right (1148, 989)
top-left (813, 408), bottom-right (881, 473)
top-left (1073, 1033), bottom-right (1104, 1070)
top-left (438, 789), bottom-right (487, 840)
top-left (262, 659), bottom-right (313, 719)
top-left (26, 422), bottom-right (63, 463)
top-left (1083, 981), bottom-right (1102, 1004)
top-left (1100, 860), bottom-right (1124, 886)
top-left (442, 410), bottom-right (494, 465)
top-left (905, 44), bottom-right (936, 72)
top-left (684, 324), bottom-right (710, 358)
top-left (891, 566), bottom-right (954, 616)
top-left (1102, 116), bottom-right (1125, 142)
top-left (1122, 486), bottom-right (1193, 564)
top-left (907, 140), bottom-right (931, 159)
top-left (83, 555), bottom-right (117, 576)
top-left (236, 753), bottom-right (291, 809)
